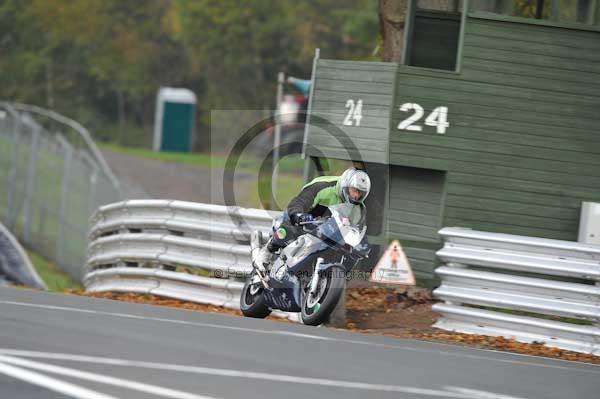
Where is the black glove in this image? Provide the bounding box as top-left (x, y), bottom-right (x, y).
top-left (291, 212), bottom-right (314, 225)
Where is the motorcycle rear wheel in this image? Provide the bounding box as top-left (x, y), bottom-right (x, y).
top-left (300, 266), bottom-right (346, 326)
top-left (240, 271), bottom-right (271, 318)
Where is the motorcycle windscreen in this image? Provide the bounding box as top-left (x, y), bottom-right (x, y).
top-left (319, 203), bottom-right (366, 247)
top-left (316, 218), bottom-right (344, 246)
top-left (329, 203), bottom-right (366, 227)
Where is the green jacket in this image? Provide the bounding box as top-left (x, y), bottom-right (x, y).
top-left (286, 175), bottom-right (342, 217)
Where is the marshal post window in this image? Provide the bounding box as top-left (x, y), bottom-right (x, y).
top-left (469, 0), bottom-right (600, 25)
top-left (403, 0), bottom-right (465, 71)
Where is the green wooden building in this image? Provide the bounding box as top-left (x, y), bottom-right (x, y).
top-left (302, 0), bottom-right (600, 286)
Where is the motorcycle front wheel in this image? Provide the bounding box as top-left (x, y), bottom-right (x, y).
top-left (240, 270), bottom-right (271, 318)
top-left (300, 266), bottom-right (346, 326)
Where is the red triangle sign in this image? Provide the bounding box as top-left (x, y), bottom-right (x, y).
top-left (370, 240), bottom-right (416, 285)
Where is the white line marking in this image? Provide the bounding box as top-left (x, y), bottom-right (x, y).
top-left (272, 331), bottom-right (335, 340)
top-left (0, 355), bottom-right (218, 399)
top-left (0, 349), bottom-right (521, 398)
top-left (444, 386), bottom-right (530, 399)
top-left (1, 299), bottom-right (598, 374)
top-left (0, 361), bottom-right (118, 399)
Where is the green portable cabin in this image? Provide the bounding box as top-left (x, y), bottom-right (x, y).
top-left (153, 87), bottom-right (197, 153)
top-left (303, 0), bottom-right (600, 287)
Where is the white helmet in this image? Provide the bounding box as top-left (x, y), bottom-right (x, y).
top-left (339, 168), bottom-right (371, 205)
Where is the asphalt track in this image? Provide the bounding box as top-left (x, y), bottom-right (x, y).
top-left (0, 287), bottom-right (598, 399)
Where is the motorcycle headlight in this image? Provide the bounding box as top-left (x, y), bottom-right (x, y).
top-left (275, 265), bottom-right (286, 280)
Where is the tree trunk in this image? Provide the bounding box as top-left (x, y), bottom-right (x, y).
top-left (378, 0), bottom-right (409, 63)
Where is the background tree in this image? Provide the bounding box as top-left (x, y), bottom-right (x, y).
top-left (0, 0), bottom-right (378, 148)
top-left (378, 0), bottom-right (408, 62)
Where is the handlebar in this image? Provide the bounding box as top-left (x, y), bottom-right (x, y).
top-left (298, 218), bottom-right (325, 226)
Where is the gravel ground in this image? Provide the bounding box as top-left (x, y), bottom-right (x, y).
top-left (101, 149), bottom-right (254, 205)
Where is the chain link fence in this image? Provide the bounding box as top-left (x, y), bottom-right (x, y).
top-left (0, 103), bottom-right (123, 281)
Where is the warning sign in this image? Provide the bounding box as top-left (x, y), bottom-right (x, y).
top-left (370, 240), bottom-right (415, 285)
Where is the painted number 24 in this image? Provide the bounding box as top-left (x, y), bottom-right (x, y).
top-left (343, 99), bottom-right (363, 126)
top-left (398, 103), bottom-right (449, 134)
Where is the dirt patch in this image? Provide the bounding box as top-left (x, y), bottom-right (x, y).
top-left (68, 288), bottom-right (600, 365)
top-left (346, 303), bottom-right (438, 336)
top-left (67, 290), bottom-right (290, 323)
top-left (345, 286), bottom-right (437, 337)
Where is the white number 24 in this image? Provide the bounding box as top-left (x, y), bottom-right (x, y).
top-left (343, 99), bottom-right (363, 127)
top-left (398, 103), bottom-right (449, 134)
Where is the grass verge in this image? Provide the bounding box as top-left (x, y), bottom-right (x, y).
top-left (26, 248), bottom-right (82, 292)
top-left (99, 143), bottom-right (305, 174)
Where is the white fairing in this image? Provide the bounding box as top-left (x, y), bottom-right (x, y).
top-left (331, 204), bottom-right (367, 247)
top-left (340, 224), bottom-right (365, 247)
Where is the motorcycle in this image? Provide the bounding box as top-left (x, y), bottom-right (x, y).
top-left (240, 203), bottom-right (370, 325)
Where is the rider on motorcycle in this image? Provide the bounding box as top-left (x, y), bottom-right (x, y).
top-left (254, 167), bottom-right (371, 271)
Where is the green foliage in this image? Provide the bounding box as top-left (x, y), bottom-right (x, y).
top-left (0, 1), bottom-right (378, 147)
top-left (512, 0), bottom-right (551, 18)
top-left (511, 0), bottom-right (582, 21)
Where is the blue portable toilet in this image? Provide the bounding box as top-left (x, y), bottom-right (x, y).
top-left (153, 87), bottom-right (197, 152)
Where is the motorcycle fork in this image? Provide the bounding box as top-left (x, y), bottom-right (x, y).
top-left (253, 268), bottom-right (270, 289)
top-left (250, 231), bottom-right (272, 289)
top-left (308, 257), bottom-right (325, 297)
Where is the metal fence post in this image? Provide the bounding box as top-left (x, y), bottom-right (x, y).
top-left (88, 167), bottom-right (99, 218)
top-left (23, 126), bottom-right (40, 243)
top-left (57, 141), bottom-right (73, 266)
top-left (7, 115), bottom-right (22, 230)
top-left (272, 71), bottom-right (284, 208)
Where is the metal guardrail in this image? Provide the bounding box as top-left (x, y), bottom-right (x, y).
top-left (433, 227), bottom-right (600, 355)
top-left (0, 222), bottom-right (47, 290)
top-left (85, 267), bottom-right (244, 309)
top-left (85, 200), bottom-right (283, 312)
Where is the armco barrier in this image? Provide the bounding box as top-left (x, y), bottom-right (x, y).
top-left (85, 267), bottom-right (243, 309)
top-left (85, 200), bottom-right (285, 313)
top-left (433, 227), bottom-right (600, 355)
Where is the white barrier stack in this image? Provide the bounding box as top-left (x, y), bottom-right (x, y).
top-left (433, 227), bottom-right (600, 355)
top-left (85, 200), bottom-right (281, 311)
